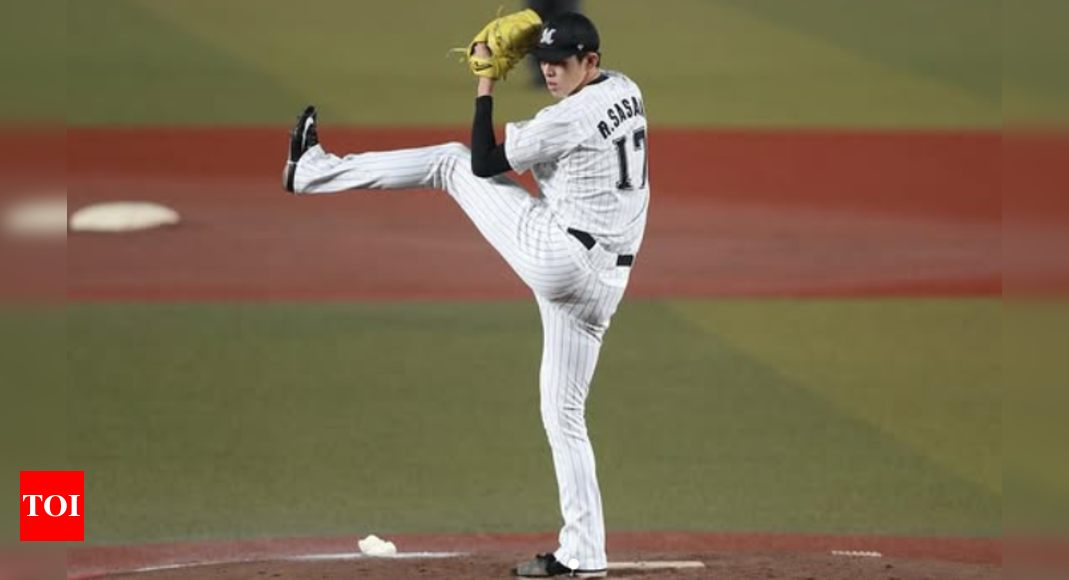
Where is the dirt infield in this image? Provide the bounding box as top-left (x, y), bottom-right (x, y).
top-left (76, 552), bottom-right (1000, 580)
top-left (64, 127), bottom-right (1001, 300)
top-left (67, 533), bottom-right (1000, 580)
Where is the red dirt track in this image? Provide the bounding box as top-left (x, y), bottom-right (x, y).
top-left (65, 127), bottom-right (1001, 301)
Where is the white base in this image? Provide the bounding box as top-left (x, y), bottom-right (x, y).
top-left (69, 201), bottom-right (180, 233)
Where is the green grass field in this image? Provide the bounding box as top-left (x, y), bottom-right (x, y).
top-left (58, 301), bottom-right (1001, 544)
top-left (59, 0), bottom-right (1005, 128)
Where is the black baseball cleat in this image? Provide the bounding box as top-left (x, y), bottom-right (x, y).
top-left (514, 553), bottom-right (607, 578)
top-left (284, 105), bottom-right (319, 193)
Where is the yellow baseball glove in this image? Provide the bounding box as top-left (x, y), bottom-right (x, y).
top-left (458, 8), bottom-right (543, 80)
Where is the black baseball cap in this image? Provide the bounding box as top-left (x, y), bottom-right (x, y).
top-left (531, 12), bottom-right (600, 62)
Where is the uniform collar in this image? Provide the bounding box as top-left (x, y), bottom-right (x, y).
top-left (588, 73), bottom-right (609, 86)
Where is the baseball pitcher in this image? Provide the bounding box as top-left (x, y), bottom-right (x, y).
top-left (283, 10), bottom-right (649, 578)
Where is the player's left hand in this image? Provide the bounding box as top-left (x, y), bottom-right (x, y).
top-left (457, 8), bottom-right (543, 80)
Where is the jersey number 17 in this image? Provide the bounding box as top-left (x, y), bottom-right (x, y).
top-left (613, 127), bottom-right (648, 191)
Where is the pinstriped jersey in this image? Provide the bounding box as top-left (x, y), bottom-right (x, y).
top-left (505, 70), bottom-right (650, 255)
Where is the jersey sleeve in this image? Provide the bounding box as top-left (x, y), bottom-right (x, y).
top-left (504, 110), bottom-right (582, 174)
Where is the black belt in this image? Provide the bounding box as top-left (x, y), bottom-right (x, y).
top-left (567, 228), bottom-right (635, 267)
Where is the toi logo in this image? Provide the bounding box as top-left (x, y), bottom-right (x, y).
top-left (20, 471), bottom-right (84, 542)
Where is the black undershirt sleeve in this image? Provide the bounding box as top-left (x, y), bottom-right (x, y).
top-left (471, 95), bottom-right (512, 178)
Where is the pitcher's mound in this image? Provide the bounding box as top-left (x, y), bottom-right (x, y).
top-left (90, 551), bottom-right (998, 580)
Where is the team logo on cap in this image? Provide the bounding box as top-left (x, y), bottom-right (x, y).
top-left (541, 28), bottom-right (556, 45)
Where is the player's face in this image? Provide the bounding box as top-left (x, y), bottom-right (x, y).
top-left (541, 54), bottom-right (598, 99)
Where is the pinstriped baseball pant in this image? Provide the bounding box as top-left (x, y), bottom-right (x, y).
top-left (294, 143), bottom-right (627, 570)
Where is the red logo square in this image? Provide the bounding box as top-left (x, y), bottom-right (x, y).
top-left (20, 471), bottom-right (84, 542)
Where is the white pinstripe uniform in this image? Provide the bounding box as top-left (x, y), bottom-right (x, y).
top-left (291, 69), bottom-right (649, 571)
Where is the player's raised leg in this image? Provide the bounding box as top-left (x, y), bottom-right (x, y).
top-left (293, 140), bottom-right (511, 201)
top-left (281, 106), bottom-right (585, 298)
